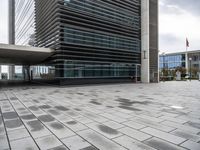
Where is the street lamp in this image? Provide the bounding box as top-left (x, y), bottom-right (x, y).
top-left (189, 57), bottom-right (192, 81)
top-left (161, 52), bottom-right (166, 81)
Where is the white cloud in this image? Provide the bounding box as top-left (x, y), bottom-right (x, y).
top-left (159, 1), bottom-right (200, 53)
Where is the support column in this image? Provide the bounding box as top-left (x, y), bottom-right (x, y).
top-left (141, 0), bottom-right (150, 83)
top-left (0, 65), bottom-right (1, 79)
top-left (8, 0), bottom-right (15, 44)
top-left (9, 65), bottom-right (15, 80)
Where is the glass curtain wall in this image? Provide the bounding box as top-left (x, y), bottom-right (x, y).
top-left (15, 0), bottom-right (35, 46)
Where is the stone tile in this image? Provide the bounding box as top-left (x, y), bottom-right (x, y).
top-left (79, 146), bottom-right (98, 150)
top-left (181, 140), bottom-right (200, 150)
top-left (122, 120), bottom-right (146, 130)
top-left (3, 111), bottom-right (18, 120)
top-left (141, 127), bottom-right (186, 144)
top-left (75, 117), bottom-right (94, 124)
top-left (49, 145), bottom-right (69, 150)
top-left (171, 129), bottom-right (200, 142)
top-left (0, 134), bottom-right (10, 150)
top-left (0, 126), bottom-right (6, 135)
top-left (78, 129), bottom-right (126, 150)
top-left (102, 121), bottom-right (124, 129)
top-left (4, 118), bottom-right (23, 131)
top-left (132, 117), bottom-right (175, 132)
top-left (161, 121), bottom-right (200, 134)
top-left (46, 121), bottom-right (75, 139)
top-left (144, 137), bottom-right (186, 150)
top-left (83, 112), bottom-right (108, 123)
top-left (159, 115), bottom-right (188, 124)
top-left (63, 120), bottom-right (88, 132)
top-left (8, 128), bottom-right (30, 141)
top-left (113, 135), bottom-right (156, 150)
top-left (62, 135), bottom-right (91, 150)
top-left (111, 111), bottom-right (133, 119)
top-left (100, 113), bottom-right (127, 123)
top-left (25, 119), bottom-right (52, 138)
top-left (134, 114), bottom-right (165, 123)
top-left (185, 121), bottom-right (200, 129)
top-left (10, 137), bottom-right (39, 150)
top-left (35, 135), bottom-right (62, 150)
top-left (119, 127), bottom-right (152, 141)
top-left (20, 114), bottom-right (37, 121)
top-left (86, 122), bottom-right (123, 139)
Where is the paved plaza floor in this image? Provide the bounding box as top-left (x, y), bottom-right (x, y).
top-left (1, 81), bottom-right (200, 150)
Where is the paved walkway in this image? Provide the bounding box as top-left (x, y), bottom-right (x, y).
top-left (1, 81), bottom-right (200, 150)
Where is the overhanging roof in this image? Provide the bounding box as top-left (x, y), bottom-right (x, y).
top-left (0, 44), bottom-right (54, 65)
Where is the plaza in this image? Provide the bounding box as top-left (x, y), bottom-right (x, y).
top-left (1, 81), bottom-right (200, 150)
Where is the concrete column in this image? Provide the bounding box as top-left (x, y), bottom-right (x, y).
top-left (0, 65), bottom-right (1, 79)
top-left (9, 65), bottom-right (15, 80)
top-left (8, 0), bottom-right (15, 44)
top-left (141, 0), bottom-right (150, 83)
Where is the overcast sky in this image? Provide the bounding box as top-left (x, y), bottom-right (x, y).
top-left (0, 0), bottom-right (200, 54)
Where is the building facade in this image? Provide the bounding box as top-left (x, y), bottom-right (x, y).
top-left (15, 0), bottom-right (35, 46)
top-left (159, 50), bottom-right (200, 78)
top-left (9, 0), bottom-right (159, 83)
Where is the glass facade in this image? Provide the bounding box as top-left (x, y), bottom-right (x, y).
top-left (63, 61), bottom-right (137, 78)
top-left (159, 54), bottom-right (186, 70)
top-left (15, 0), bottom-right (35, 46)
top-left (35, 0), bottom-right (141, 79)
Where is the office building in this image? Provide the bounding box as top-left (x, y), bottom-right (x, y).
top-left (9, 0), bottom-right (159, 83)
top-left (159, 50), bottom-right (200, 78)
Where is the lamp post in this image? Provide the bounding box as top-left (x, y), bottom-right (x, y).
top-left (162, 52), bottom-right (166, 81)
top-left (189, 57), bottom-right (192, 81)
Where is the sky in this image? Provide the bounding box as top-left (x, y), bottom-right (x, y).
top-left (0, 0), bottom-right (200, 54)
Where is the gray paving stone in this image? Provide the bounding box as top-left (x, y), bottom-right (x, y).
top-left (119, 127), bottom-right (152, 141)
top-left (141, 127), bottom-right (186, 144)
top-left (63, 121), bottom-right (88, 132)
top-left (8, 128), bottom-right (30, 141)
top-left (0, 134), bottom-right (10, 150)
top-left (0, 126), bottom-right (6, 135)
top-left (49, 145), bottom-right (69, 150)
top-left (144, 137), bottom-right (187, 150)
top-left (35, 135), bottom-right (62, 150)
top-left (25, 119), bottom-right (52, 138)
top-left (62, 135), bottom-right (92, 150)
top-left (75, 117), bottom-right (94, 124)
top-left (133, 114), bottom-right (165, 123)
top-left (181, 140), bottom-right (200, 150)
top-left (10, 137), bottom-right (39, 150)
top-left (171, 129), bottom-right (200, 142)
top-left (161, 120), bottom-right (200, 134)
top-left (3, 112), bottom-right (18, 120)
top-left (102, 121), bottom-right (124, 129)
top-left (83, 112), bottom-right (108, 123)
top-left (1, 81), bottom-right (200, 150)
top-left (78, 129), bottom-right (126, 150)
top-left (79, 146), bottom-right (98, 150)
top-left (86, 122), bottom-right (122, 139)
top-left (159, 115), bottom-right (188, 124)
top-left (122, 120), bottom-right (146, 130)
top-left (4, 118), bottom-right (23, 131)
top-left (113, 135), bottom-right (156, 150)
top-left (100, 113), bottom-right (127, 123)
top-left (185, 121), bottom-right (200, 129)
top-left (132, 117), bottom-right (175, 132)
top-left (46, 121), bottom-right (75, 139)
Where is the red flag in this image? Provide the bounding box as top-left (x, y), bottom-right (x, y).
top-left (186, 38), bottom-right (189, 47)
